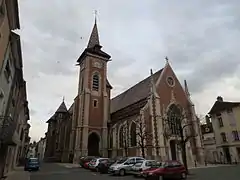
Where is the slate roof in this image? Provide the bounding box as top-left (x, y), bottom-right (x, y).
top-left (77, 21), bottom-right (111, 64)
top-left (68, 103), bottom-right (74, 114)
top-left (56, 101), bottom-right (68, 113)
top-left (46, 114), bottom-right (56, 123)
top-left (110, 69), bottom-right (163, 113)
top-left (87, 22), bottom-right (100, 48)
top-left (208, 101), bottom-right (240, 114)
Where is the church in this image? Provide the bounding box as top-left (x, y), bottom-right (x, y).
top-left (44, 19), bottom-right (204, 167)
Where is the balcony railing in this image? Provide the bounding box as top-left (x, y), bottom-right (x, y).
top-left (0, 115), bottom-right (17, 144)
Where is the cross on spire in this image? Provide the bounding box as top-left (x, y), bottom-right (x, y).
top-left (87, 10), bottom-right (100, 48)
top-left (165, 56), bottom-right (169, 62)
top-left (94, 10), bottom-right (97, 24)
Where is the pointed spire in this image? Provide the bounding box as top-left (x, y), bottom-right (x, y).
top-left (56, 101), bottom-right (68, 113)
top-left (184, 80), bottom-right (190, 96)
top-left (87, 11), bottom-right (100, 48)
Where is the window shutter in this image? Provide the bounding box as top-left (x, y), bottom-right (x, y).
top-left (231, 131), bottom-right (235, 141)
top-left (228, 132), bottom-right (232, 142)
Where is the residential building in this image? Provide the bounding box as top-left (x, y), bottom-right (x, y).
top-left (208, 96), bottom-right (240, 164)
top-left (201, 115), bottom-right (217, 163)
top-left (36, 136), bottom-right (46, 161)
top-left (44, 19), bottom-right (205, 167)
top-left (0, 0), bottom-right (30, 178)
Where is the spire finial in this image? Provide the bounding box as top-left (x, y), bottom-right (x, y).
top-left (62, 96), bottom-right (65, 102)
top-left (150, 69), bottom-right (153, 76)
top-left (165, 56), bottom-right (169, 62)
top-left (87, 10), bottom-right (100, 48)
top-left (94, 10), bottom-right (97, 24)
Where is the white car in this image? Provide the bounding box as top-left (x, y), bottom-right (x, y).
top-left (130, 160), bottom-right (158, 177)
top-left (88, 158), bottom-right (109, 171)
top-left (108, 157), bottom-right (145, 176)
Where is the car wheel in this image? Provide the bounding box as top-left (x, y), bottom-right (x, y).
top-left (119, 169), bottom-right (125, 176)
top-left (181, 172), bottom-right (187, 179)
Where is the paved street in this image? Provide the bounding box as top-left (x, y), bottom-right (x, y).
top-left (28, 163), bottom-right (240, 180)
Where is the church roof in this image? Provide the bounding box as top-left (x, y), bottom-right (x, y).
top-left (77, 21), bottom-right (111, 64)
top-left (46, 114), bottom-right (56, 123)
top-left (106, 79), bottom-right (112, 89)
top-left (87, 22), bottom-right (100, 48)
top-left (110, 69), bottom-right (163, 113)
top-left (56, 101), bottom-right (68, 113)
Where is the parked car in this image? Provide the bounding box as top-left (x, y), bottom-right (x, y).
top-left (142, 160), bottom-right (187, 180)
top-left (24, 158), bottom-right (40, 171)
top-left (97, 158), bottom-right (116, 174)
top-left (108, 156), bottom-right (145, 176)
top-left (80, 156), bottom-right (96, 169)
top-left (129, 160), bottom-right (159, 177)
top-left (88, 158), bottom-right (109, 171)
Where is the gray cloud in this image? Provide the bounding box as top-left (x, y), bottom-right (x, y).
top-left (18, 0), bottom-right (240, 141)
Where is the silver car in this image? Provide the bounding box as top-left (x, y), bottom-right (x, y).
top-left (129, 160), bottom-right (158, 177)
top-left (108, 157), bottom-right (145, 176)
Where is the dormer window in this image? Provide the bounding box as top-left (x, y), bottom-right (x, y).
top-left (92, 73), bottom-right (99, 91)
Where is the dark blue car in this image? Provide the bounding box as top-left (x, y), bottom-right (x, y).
top-left (24, 158), bottom-right (40, 171)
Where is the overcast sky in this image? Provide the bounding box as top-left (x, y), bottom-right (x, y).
top-left (18, 0), bottom-right (240, 142)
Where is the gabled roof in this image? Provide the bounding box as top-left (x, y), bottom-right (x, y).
top-left (208, 101), bottom-right (240, 114)
top-left (46, 114), bottom-right (56, 123)
top-left (110, 69), bottom-right (163, 113)
top-left (56, 101), bottom-right (68, 113)
top-left (106, 79), bottom-right (112, 89)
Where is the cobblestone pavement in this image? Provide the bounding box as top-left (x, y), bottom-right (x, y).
top-left (28, 163), bottom-right (240, 180)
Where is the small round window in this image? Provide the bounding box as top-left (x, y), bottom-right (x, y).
top-left (166, 76), bottom-right (175, 87)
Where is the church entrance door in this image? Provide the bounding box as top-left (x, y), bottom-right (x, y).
top-left (88, 132), bottom-right (100, 156)
top-left (170, 140), bottom-right (177, 160)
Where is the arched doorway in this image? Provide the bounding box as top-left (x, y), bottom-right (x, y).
top-left (170, 140), bottom-right (177, 160)
top-left (88, 132), bottom-right (100, 156)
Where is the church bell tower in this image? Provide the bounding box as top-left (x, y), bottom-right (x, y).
top-left (74, 17), bottom-right (112, 159)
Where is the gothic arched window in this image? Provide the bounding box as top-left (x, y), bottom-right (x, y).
top-left (167, 104), bottom-right (182, 135)
top-left (119, 126), bottom-right (124, 148)
top-left (130, 122), bottom-right (137, 146)
top-left (109, 130), bottom-right (113, 148)
top-left (92, 73), bottom-right (100, 91)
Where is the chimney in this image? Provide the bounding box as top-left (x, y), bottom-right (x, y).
top-left (205, 115), bottom-right (210, 124)
top-left (217, 96), bottom-right (223, 102)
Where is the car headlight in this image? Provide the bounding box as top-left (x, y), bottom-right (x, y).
top-left (149, 172), bottom-right (153, 175)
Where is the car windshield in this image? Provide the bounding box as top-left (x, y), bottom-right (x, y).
top-left (116, 157), bottom-right (128, 164)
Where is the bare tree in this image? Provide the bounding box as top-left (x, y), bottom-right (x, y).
top-left (131, 118), bottom-right (152, 158)
top-left (163, 105), bottom-right (198, 174)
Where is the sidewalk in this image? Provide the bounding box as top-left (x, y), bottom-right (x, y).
top-left (4, 167), bottom-right (29, 180)
top-left (189, 164), bottom-right (235, 169)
